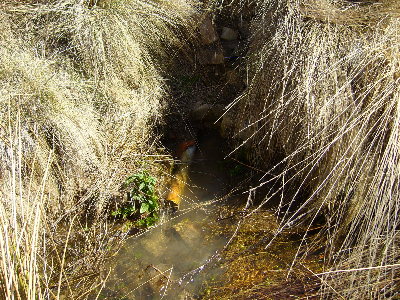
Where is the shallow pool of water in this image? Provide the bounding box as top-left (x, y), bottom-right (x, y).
top-left (97, 129), bottom-right (236, 299)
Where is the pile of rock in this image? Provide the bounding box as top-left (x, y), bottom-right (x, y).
top-left (198, 16), bottom-right (245, 65)
top-left (192, 11), bottom-right (254, 137)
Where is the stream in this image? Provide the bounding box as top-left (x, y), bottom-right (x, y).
top-left (98, 129), bottom-right (238, 299)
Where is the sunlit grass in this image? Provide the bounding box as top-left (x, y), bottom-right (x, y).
top-left (226, 0), bottom-right (400, 298)
top-left (0, 0), bottom-right (202, 298)
top-left (3, 0), bottom-right (399, 298)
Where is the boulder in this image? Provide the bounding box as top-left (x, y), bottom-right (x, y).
top-left (199, 16), bottom-right (219, 45)
top-left (221, 40), bottom-right (240, 57)
top-left (191, 103), bottom-right (225, 123)
top-left (221, 27), bottom-right (239, 41)
top-left (238, 20), bottom-right (251, 39)
top-left (219, 108), bottom-right (252, 141)
top-left (226, 69), bottom-right (241, 85)
top-left (220, 112), bottom-right (234, 139)
top-left (173, 219), bottom-right (202, 246)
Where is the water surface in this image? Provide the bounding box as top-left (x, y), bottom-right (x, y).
top-left (99, 129), bottom-right (235, 299)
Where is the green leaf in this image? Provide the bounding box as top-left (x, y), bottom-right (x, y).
top-left (133, 194), bottom-right (144, 202)
top-left (139, 182), bottom-right (145, 191)
top-left (122, 171), bottom-right (159, 227)
top-left (140, 202), bottom-right (149, 214)
top-left (125, 175), bottom-right (135, 187)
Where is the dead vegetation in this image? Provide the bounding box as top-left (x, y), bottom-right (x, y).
top-left (1, 0), bottom-right (400, 299)
top-left (223, 0), bottom-right (400, 298)
top-left (0, 0), bottom-right (201, 298)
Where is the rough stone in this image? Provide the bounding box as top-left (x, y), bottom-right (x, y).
top-left (219, 108), bottom-right (252, 141)
top-left (232, 2), bottom-right (256, 20)
top-left (199, 16), bottom-right (219, 45)
top-left (226, 69), bottom-right (240, 85)
top-left (221, 40), bottom-right (240, 58)
top-left (173, 219), bottom-right (202, 246)
top-left (191, 103), bottom-right (225, 123)
top-left (238, 20), bottom-right (251, 39)
top-left (220, 112), bottom-right (234, 139)
top-left (221, 27), bottom-right (239, 41)
top-left (141, 229), bottom-right (168, 257)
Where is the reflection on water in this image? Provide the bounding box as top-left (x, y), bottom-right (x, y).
top-left (100, 211), bottom-right (230, 300)
top-left (98, 129), bottom-right (235, 299)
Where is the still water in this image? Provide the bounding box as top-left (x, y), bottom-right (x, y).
top-left (99, 130), bottom-right (236, 299)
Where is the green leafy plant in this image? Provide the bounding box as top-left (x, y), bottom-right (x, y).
top-left (126, 171), bottom-right (158, 213)
top-left (179, 74), bottom-right (199, 93)
top-left (111, 206), bottom-right (136, 220)
top-left (217, 159), bottom-right (245, 177)
top-left (112, 171), bottom-right (159, 227)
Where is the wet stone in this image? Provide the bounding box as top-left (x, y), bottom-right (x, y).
top-left (232, 2), bottom-right (256, 20)
top-left (226, 69), bottom-right (240, 85)
top-left (191, 103), bottom-right (225, 123)
top-left (199, 16), bottom-right (219, 45)
top-left (238, 20), bottom-right (251, 39)
top-left (221, 27), bottom-right (239, 41)
top-left (221, 40), bottom-right (240, 58)
top-left (220, 112), bottom-right (234, 139)
top-left (141, 229), bottom-right (169, 257)
top-left (173, 219), bottom-right (202, 246)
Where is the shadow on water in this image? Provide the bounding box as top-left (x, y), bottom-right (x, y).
top-left (96, 129), bottom-right (238, 299)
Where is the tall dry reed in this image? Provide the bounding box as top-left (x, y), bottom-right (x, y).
top-left (0, 0), bottom-right (202, 298)
top-left (228, 0), bottom-right (400, 298)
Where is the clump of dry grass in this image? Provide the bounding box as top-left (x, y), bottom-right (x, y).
top-left (0, 0), bottom-right (202, 298)
top-left (0, 164), bottom-right (46, 300)
top-left (0, 108), bottom-right (116, 299)
top-left (227, 0), bottom-right (400, 298)
top-left (2, 0), bottom-right (202, 205)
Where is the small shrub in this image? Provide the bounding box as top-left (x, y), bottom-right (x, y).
top-left (112, 171), bottom-right (159, 227)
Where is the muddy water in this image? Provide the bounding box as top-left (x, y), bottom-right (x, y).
top-left (99, 130), bottom-right (236, 299)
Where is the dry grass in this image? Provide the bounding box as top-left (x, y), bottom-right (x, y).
top-left (225, 0), bottom-right (400, 298)
top-left (3, 0), bottom-right (400, 298)
top-left (0, 0), bottom-right (202, 298)
top-left (2, 0), bottom-right (202, 204)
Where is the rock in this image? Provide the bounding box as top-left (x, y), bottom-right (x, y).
top-left (221, 27), bottom-right (239, 41)
top-left (237, 119), bottom-right (253, 141)
top-left (191, 103), bottom-right (225, 123)
top-left (219, 108), bottom-right (252, 141)
top-left (199, 45), bottom-right (224, 65)
top-left (173, 219), bottom-right (202, 246)
top-left (199, 16), bottom-right (219, 45)
top-left (232, 2), bottom-right (256, 20)
top-left (221, 40), bottom-right (240, 58)
top-left (141, 229), bottom-right (168, 257)
top-left (238, 20), bottom-right (251, 39)
top-left (220, 112), bottom-right (234, 139)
